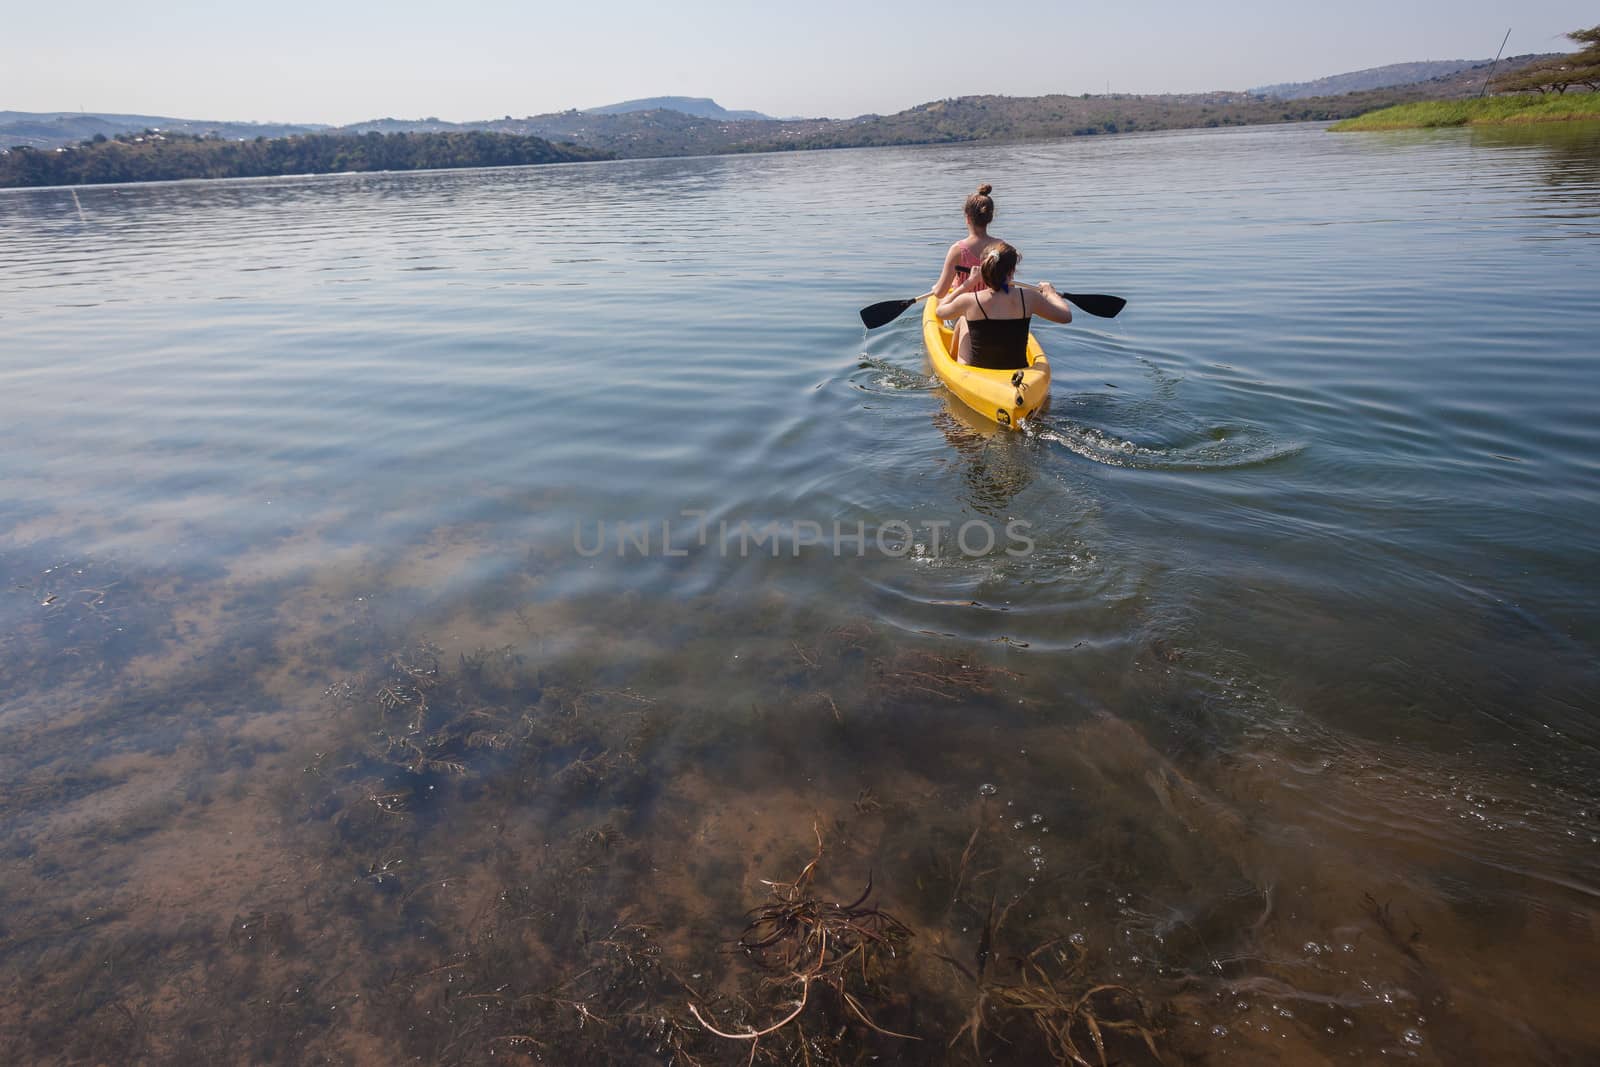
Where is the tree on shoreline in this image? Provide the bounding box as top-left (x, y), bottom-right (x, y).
top-left (0, 129), bottom-right (610, 189)
top-left (1493, 25), bottom-right (1600, 94)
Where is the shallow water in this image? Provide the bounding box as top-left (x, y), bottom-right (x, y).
top-left (2, 121), bottom-right (1599, 1064)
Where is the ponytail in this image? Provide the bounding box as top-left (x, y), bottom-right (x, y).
top-left (979, 241), bottom-right (1019, 293)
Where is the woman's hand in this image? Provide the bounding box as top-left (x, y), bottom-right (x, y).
top-left (1034, 281), bottom-right (1072, 323)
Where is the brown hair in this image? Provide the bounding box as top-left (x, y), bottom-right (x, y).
top-left (963, 183), bottom-right (995, 228)
top-left (979, 241), bottom-right (1019, 292)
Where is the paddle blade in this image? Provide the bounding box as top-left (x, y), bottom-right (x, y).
top-left (1061, 292), bottom-right (1127, 319)
top-left (860, 297), bottom-right (917, 330)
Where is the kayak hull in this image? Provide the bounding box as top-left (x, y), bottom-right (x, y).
top-left (921, 296), bottom-right (1050, 429)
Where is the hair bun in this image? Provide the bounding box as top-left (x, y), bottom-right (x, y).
top-left (976, 183), bottom-right (993, 197)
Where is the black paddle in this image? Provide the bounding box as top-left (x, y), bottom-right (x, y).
top-left (859, 286), bottom-right (1126, 329)
top-left (1019, 284), bottom-right (1127, 320)
top-left (859, 291), bottom-right (935, 330)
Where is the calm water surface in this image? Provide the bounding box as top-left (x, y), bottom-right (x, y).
top-left (2, 122), bottom-right (1599, 1064)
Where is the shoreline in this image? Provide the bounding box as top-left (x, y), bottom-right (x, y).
top-left (1332, 93), bottom-right (1600, 131)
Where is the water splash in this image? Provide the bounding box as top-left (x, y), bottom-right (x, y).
top-left (1033, 417), bottom-right (1305, 472)
top-left (852, 354), bottom-right (935, 395)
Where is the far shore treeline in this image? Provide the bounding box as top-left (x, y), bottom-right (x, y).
top-left (0, 130), bottom-right (610, 189)
top-left (5, 43), bottom-right (1597, 190)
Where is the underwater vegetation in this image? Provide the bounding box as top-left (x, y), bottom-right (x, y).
top-left (2, 550), bottom-right (1595, 1064)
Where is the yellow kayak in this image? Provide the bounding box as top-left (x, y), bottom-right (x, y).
top-left (922, 295), bottom-right (1050, 429)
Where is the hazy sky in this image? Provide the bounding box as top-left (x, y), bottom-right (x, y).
top-left (6, 1), bottom-right (1593, 124)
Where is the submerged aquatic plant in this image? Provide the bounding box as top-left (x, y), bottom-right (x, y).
top-left (689, 826), bottom-right (917, 1058)
top-left (938, 894), bottom-right (1162, 1067)
top-left (872, 649), bottom-right (1024, 704)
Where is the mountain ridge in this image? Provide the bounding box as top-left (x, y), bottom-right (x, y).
top-left (581, 96), bottom-right (774, 121)
top-left (2, 53), bottom-right (1567, 163)
top-left (0, 111), bottom-right (328, 149)
top-left (1248, 57), bottom-right (1538, 99)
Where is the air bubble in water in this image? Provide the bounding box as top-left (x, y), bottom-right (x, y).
top-left (978, 783), bottom-right (998, 797)
top-left (1402, 1029), bottom-right (1424, 1046)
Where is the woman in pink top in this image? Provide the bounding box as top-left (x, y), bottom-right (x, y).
top-left (932, 183), bottom-right (1007, 298)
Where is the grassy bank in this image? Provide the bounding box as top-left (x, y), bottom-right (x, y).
top-left (1331, 92), bottom-right (1600, 130)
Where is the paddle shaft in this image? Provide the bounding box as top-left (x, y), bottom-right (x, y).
top-left (1015, 283), bottom-right (1126, 319)
top-left (1016, 282), bottom-right (1082, 303)
top-left (860, 284), bottom-right (1123, 329)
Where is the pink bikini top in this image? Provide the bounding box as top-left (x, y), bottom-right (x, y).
top-left (954, 240), bottom-right (990, 291)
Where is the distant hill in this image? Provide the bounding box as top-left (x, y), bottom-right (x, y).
top-left (465, 53), bottom-right (1565, 158)
top-left (764, 55), bottom-right (1561, 153)
top-left (0, 110), bottom-right (323, 150)
top-left (1249, 56), bottom-right (1557, 99)
top-left (581, 97), bottom-right (773, 121)
top-left (6, 52), bottom-right (1566, 168)
top-left (324, 108), bottom-right (833, 157)
top-left (337, 117), bottom-right (463, 135)
top-left (0, 130), bottom-right (608, 188)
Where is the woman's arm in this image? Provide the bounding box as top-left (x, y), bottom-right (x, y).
top-left (932, 243), bottom-right (963, 298)
top-left (1026, 282), bottom-right (1074, 324)
top-left (936, 291), bottom-right (973, 320)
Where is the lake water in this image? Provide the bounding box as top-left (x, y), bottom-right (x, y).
top-left (2, 121), bottom-right (1598, 1064)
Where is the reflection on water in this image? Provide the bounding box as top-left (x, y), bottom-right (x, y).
top-left (2, 122), bottom-right (1599, 1063)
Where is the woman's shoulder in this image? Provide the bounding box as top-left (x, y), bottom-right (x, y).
top-left (952, 238), bottom-right (983, 260)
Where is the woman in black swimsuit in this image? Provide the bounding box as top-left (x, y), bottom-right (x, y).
top-left (935, 242), bottom-right (1074, 368)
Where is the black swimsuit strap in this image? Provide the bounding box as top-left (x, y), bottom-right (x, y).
top-left (975, 292), bottom-right (989, 319)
